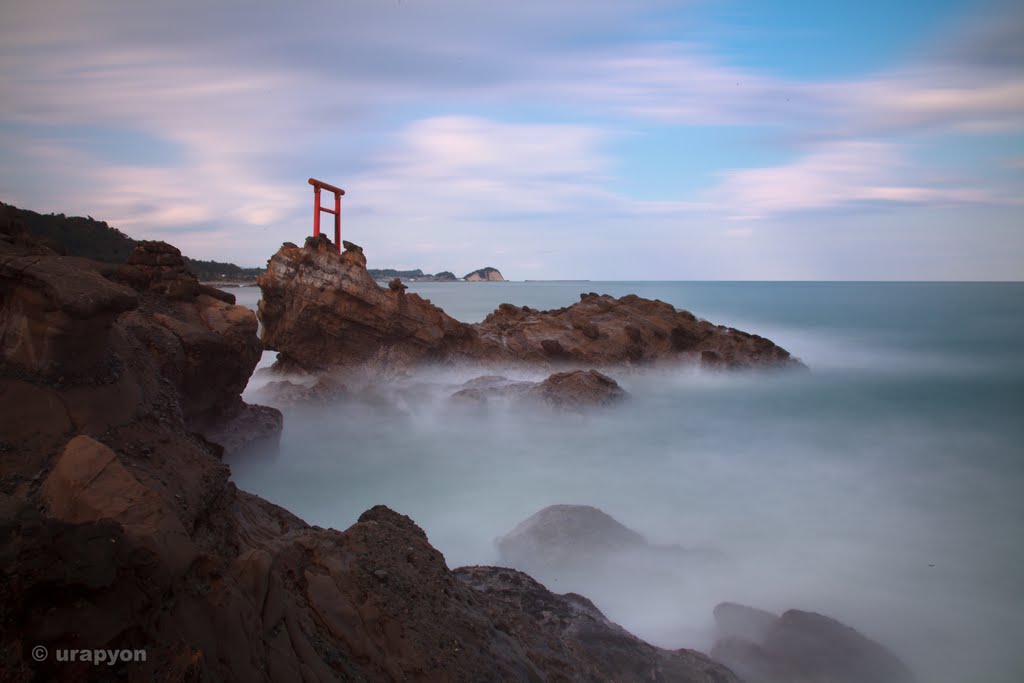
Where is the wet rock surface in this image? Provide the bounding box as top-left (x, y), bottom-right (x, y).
top-left (258, 237), bottom-right (804, 373)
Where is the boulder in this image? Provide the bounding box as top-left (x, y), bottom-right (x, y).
top-left (525, 369), bottom-right (627, 408)
top-left (450, 371), bottom-right (626, 411)
top-left (712, 603), bottom-right (916, 683)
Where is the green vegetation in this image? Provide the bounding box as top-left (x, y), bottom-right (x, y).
top-left (3, 201), bottom-right (263, 281)
top-left (368, 268), bottom-right (426, 279)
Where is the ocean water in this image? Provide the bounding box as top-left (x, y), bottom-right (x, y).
top-left (229, 282), bottom-right (1024, 683)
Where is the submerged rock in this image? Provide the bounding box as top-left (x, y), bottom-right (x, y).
top-left (526, 369), bottom-right (627, 408)
top-left (495, 504), bottom-right (723, 606)
top-left (712, 602), bottom-right (916, 683)
top-left (498, 504), bottom-right (648, 570)
top-left (258, 237), bottom-right (804, 373)
top-left (450, 369), bottom-right (627, 411)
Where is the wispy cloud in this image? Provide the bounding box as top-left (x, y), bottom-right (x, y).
top-left (0, 0), bottom-right (1021, 278)
top-left (707, 141), bottom-right (1007, 220)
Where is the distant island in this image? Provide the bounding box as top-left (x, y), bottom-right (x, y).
top-left (463, 267), bottom-right (505, 282)
top-left (1, 201), bottom-right (264, 283)
top-left (367, 268), bottom-right (458, 282)
top-left (369, 266), bottom-right (505, 282)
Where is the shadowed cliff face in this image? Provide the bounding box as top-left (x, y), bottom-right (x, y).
top-left (257, 235), bottom-right (804, 373)
top-left (1, 231), bottom-right (741, 681)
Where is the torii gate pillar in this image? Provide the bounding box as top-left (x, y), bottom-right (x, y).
top-left (308, 178), bottom-right (345, 252)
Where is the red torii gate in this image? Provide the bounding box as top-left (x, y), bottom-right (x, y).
top-left (308, 177), bottom-right (345, 252)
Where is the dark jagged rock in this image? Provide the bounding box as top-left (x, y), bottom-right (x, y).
top-left (0, 236), bottom-right (277, 458)
top-left (258, 238), bottom-right (804, 373)
top-left (2, 231), bottom-right (741, 682)
top-left (712, 603), bottom-right (916, 683)
top-left (455, 566), bottom-right (739, 683)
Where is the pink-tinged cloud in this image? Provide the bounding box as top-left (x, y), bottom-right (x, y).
top-left (708, 141), bottom-right (1007, 220)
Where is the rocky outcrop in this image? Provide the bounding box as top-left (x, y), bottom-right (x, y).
top-left (712, 603), bottom-right (916, 683)
top-left (464, 266), bottom-right (505, 281)
top-left (2, 231), bottom-right (741, 682)
top-left (258, 237), bottom-right (803, 373)
top-left (0, 248), bottom-right (138, 380)
top-left (475, 294), bottom-right (799, 368)
top-left (258, 236), bottom-right (477, 372)
top-left (0, 236), bottom-right (277, 460)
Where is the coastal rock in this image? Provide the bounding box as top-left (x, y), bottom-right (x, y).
top-left (2, 230), bottom-right (742, 682)
top-left (455, 565), bottom-right (739, 683)
top-left (464, 266), bottom-right (505, 281)
top-left (475, 293), bottom-right (800, 368)
top-left (0, 245), bottom-right (138, 380)
top-left (258, 238), bottom-right (803, 372)
top-left (712, 603), bottom-right (916, 683)
top-left (0, 236), bottom-right (275, 459)
top-left (258, 236), bottom-right (477, 371)
top-left (111, 241), bottom-right (269, 437)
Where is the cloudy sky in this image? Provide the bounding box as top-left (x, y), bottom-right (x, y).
top-left (1, 0), bottom-right (1022, 279)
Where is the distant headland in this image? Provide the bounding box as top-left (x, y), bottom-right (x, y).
top-left (1, 201), bottom-right (263, 283)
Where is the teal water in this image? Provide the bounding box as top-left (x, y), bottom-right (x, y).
top-left (230, 282), bottom-right (1024, 682)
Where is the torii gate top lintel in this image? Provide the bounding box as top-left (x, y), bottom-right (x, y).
top-left (308, 177), bottom-right (345, 252)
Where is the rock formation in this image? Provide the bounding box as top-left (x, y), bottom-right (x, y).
top-left (464, 266), bottom-right (505, 281)
top-left (0, 236), bottom-right (278, 459)
top-left (712, 603), bottom-right (916, 683)
top-left (258, 236), bottom-right (477, 372)
top-left (2, 231), bottom-right (742, 681)
top-left (258, 237), bottom-right (804, 373)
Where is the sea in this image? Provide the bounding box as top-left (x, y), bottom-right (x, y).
top-left (229, 281), bottom-right (1024, 683)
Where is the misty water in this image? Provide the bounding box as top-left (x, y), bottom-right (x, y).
top-left (228, 282), bottom-right (1024, 683)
